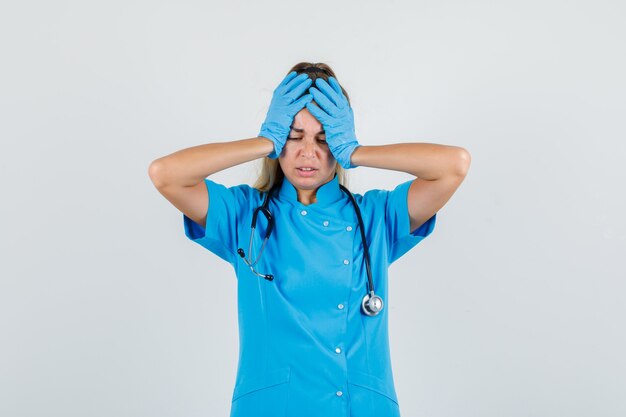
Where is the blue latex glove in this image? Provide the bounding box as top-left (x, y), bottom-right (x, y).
top-left (259, 71), bottom-right (313, 159)
top-left (305, 77), bottom-right (361, 169)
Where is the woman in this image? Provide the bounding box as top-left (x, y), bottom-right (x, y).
top-left (148, 62), bottom-right (470, 417)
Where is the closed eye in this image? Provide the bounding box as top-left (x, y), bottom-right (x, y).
top-left (287, 136), bottom-right (327, 145)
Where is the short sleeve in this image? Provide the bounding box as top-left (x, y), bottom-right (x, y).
top-left (183, 179), bottom-right (256, 266)
top-left (385, 179), bottom-right (437, 264)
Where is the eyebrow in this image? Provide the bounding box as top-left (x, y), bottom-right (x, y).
top-left (290, 126), bottom-right (325, 135)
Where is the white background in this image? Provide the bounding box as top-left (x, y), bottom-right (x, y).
top-left (1, 0), bottom-right (625, 416)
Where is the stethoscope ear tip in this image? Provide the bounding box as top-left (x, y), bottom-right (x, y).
top-left (237, 248), bottom-right (245, 258)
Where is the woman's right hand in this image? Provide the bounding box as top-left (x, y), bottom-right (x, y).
top-left (258, 71), bottom-right (314, 159)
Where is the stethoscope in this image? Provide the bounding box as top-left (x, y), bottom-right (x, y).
top-left (237, 182), bottom-right (384, 317)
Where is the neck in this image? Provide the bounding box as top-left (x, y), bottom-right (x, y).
top-left (297, 189), bottom-right (317, 205)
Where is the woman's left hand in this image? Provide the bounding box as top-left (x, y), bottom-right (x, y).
top-left (306, 77), bottom-right (361, 169)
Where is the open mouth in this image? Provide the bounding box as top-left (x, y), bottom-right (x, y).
top-left (297, 167), bottom-right (318, 176)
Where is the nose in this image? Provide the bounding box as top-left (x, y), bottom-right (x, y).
top-left (300, 139), bottom-right (317, 158)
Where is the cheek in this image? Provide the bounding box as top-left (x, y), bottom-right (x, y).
top-left (323, 148), bottom-right (335, 161)
top-left (279, 142), bottom-right (295, 157)
top-left (324, 154), bottom-right (337, 170)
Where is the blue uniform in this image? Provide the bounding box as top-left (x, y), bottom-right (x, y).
top-left (183, 174), bottom-right (436, 417)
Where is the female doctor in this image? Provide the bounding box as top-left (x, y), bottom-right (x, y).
top-left (148, 62), bottom-right (471, 417)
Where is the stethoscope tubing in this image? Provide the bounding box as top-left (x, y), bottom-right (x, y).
top-left (338, 184), bottom-right (374, 297)
top-left (237, 181), bottom-right (383, 315)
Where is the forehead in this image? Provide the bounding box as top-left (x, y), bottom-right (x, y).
top-left (291, 108), bottom-right (324, 133)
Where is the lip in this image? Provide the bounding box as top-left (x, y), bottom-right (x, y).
top-left (296, 167), bottom-right (318, 177)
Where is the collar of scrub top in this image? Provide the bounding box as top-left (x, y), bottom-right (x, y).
top-left (277, 172), bottom-right (345, 207)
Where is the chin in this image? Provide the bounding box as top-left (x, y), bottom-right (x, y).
top-left (286, 175), bottom-right (319, 188)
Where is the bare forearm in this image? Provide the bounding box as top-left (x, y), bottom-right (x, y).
top-left (350, 142), bottom-right (470, 180)
top-left (149, 137), bottom-right (274, 188)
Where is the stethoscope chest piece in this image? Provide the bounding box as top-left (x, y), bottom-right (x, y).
top-left (361, 292), bottom-right (384, 316)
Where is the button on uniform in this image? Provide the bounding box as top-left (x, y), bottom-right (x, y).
top-left (323, 220), bottom-right (329, 227)
top-left (335, 347), bottom-right (342, 354)
top-left (337, 303), bottom-right (344, 309)
top-left (343, 259), bottom-right (350, 265)
top-left (300, 210), bottom-right (307, 216)
top-left (336, 390), bottom-right (343, 397)
top-left (346, 226), bottom-right (353, 231)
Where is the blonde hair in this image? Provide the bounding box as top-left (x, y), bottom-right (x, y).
top-left (253, 62), bottom-right (351, 193)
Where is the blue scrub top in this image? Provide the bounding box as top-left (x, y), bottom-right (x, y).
top-left (183, 173), bottom-right (436, 417)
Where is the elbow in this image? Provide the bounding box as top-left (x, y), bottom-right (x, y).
top-left (453, 147), bottom-right (471, 177)
top-left (148, 159), bottom-right (168, 188)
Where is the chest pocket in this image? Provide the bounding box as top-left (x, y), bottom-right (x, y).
top-left (231, 367), bottom-right (291, 417)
